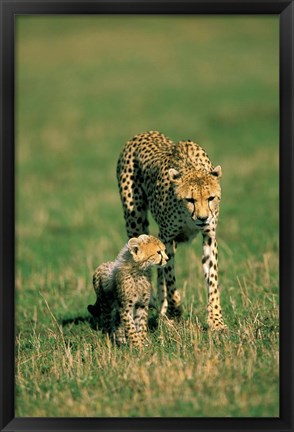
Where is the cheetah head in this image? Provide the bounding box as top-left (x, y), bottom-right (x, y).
top-left (128, 235), bottom-right (169, 269)
top-left (169, 166), bottom-right (222, 227)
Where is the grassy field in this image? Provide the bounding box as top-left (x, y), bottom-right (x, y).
top-left (15, 16), bottom-right (279, 417)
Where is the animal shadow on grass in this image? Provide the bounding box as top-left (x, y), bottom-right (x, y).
top-left (61, 315), bottom-right (100, 331)
top-left (60, 309), bottom-right (159, 333)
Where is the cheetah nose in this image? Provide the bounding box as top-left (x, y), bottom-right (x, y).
top-left (198, 216), bottom-right (208, 222)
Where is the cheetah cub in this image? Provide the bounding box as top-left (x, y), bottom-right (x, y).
top-left (87, 234), bottom-right (168, 348)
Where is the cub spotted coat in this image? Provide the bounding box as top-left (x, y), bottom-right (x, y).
top-left (88, 234), bottom-right (168, 347)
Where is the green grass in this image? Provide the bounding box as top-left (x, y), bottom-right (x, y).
top-left (15, 16), bottom-right (279, 417)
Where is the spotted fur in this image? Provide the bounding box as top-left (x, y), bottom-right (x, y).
top-left (87, 234), bottom-right (168, 348)
top-left (117, 131), bottom-right (226, 330)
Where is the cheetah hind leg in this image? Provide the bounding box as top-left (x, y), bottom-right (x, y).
top-left (158, 241), bottom-right (182, 320)
top-left (117, 161), bottom-right (150, 238)
top-left (157, 267), bottom-right (168, 315)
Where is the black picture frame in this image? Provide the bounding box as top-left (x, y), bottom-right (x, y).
top-left (0, 1), bottom-right (293, 431)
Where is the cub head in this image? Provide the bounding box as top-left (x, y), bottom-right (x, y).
top-left (169, 166), bottom-right (222, 226)
top-left (128, 235), bottom-right (168, 269)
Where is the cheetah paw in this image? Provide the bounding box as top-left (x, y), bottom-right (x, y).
top-left (207, 319), bottom-right (228, 332)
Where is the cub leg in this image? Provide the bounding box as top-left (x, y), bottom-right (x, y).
top-left (134, 305), bottom-right (148, 345)
top-left (118, 302), bottom-right (142, 348)
top-left (88, 271), bottom-right (112, 333)
top-left (113, 321), bottom-right (127, 345)
top-left (88, 270), bottom-right (103, 317)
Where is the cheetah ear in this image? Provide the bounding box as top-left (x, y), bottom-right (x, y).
top-left (211, 165), bottom-right (222, 179)
top-left (169, 168), bottom-right (181, 183)
top-left (128, 238), bottom-right (140, 255)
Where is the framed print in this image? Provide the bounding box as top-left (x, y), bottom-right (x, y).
top-left (0, 1), bottom-right (293, 431)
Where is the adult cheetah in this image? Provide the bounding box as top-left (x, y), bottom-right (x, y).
top-left (116, 131), bottom-right (226, 331)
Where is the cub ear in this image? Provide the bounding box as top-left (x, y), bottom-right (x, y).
top-left (210, 165), bottom-right (222, 179)
top-left (169, 168), bottom-right (181, 183)
top-left (128, 238), bottom-right (140, 255)
top-left (138, 234), bottom-right (149, 243)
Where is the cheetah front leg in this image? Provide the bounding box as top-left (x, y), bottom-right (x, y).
top-left (202, 234), bottom-right (226, 330)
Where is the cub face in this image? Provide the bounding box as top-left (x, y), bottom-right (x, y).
top-left (128, 235), bottom-right (169, 268)
top-left (169, 166), bottom-right (222, 226)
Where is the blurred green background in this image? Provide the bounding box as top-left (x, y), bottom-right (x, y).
top-left (15, 16), bottom-right (279, 417)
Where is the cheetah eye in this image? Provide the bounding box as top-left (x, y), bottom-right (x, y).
top-left (208, 196), bottom-right (215, 201)
top-left (186, 198), bottom-right (195, 204)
